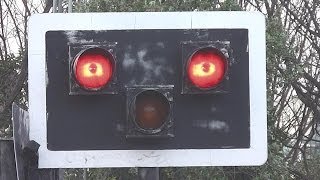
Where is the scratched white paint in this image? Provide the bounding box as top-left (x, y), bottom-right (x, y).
top-left (123, 47), bottom-right (173, 84)
top-left (28, 12), bottom-right (267, 168)
top-left (208, 120), bottom-right (229, 132)
top-left (122, 55), bottom-right (136, 68)
top-left (193, 120), bottom-right (230, 132)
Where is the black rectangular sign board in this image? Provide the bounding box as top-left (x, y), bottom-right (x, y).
top-left (45, 29), bottom-right (250, 151)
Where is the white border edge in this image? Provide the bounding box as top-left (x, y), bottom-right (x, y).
top-left (28, 11), bottom-right (267, 168)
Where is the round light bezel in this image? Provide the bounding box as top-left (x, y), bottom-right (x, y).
top-left (72, 47), bottom-right (115, 91)
top-left (130, 90), bottom-right (171, 134)
top-left (186, 47), bottom-right (228, 90)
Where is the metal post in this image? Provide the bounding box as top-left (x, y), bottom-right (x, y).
top-left (138, 167), bottom-right (159, 180)
top-left (0, 139), bottom-right (17, 180)
top-left (83, 168), bottom-right (87, 180)
top-left (68, 0), bottom-right (72, 13)
top-left (58, 0), bottom-right (63, 13)
top-left (12, 103), bottom-right (63, 180)
top-left (52, 0), bottom-right (57, 13)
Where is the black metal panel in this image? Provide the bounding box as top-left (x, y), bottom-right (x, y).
top-left (45, 29), bottom-right (249, 151)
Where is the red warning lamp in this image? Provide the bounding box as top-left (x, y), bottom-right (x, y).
top-left (187, 48), bottom-right (227, 89)
top-left (73, 48), bottom-right (114, 90)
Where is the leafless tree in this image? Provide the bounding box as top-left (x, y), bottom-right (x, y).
top-left (0, 0), bottom-right (52, 137)
top-left (241, 0), bottom-right (320, 178)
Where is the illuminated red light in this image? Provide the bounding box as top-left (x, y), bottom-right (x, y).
top-left (187, 48), bottom-right (227, 89)
top-left (73, 48), bottom-right (113, 90)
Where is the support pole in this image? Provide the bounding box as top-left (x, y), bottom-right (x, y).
top-left (12, 103), bottom-right (63, 180)
top-left (68, 0), bottom-right (72, 13)
top-left (138, 167), bottom-right (159, 180)
top-left (0, 139), bottom-right (17, 180)
top-left (58, 0), bottom-right (63, 13)
top-left (52, 0), bottom-right (57, 13)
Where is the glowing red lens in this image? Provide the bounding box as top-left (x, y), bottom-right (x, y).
top-left (187, 48), bottom-right (227, 89)
top-left (74, 48), bottom-right (113, 90)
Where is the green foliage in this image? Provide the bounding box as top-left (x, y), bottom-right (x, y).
top-left (0, 52), bottom-right (25, 137)
top-left (266, 17), bottom-right (302, 85)
top-left (75, 0), bottom-right (229, 12)
top-left (304, 153), bottom-right (320, 179)
top-left (161, 167), bottom-right (222, 180)
top-left (64, 168), bottom-right (137, 180)
top-left (220, 0), bottom-right (242, 11)
top-left (247, 142), bottom-right (291, 180)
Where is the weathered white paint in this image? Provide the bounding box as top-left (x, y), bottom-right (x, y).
top-left (28, 12), bottom-right (267, 168)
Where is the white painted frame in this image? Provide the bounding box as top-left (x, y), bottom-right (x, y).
top-left (28, 12), bottom-right (267, 168)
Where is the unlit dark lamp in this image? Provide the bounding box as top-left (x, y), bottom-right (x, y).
top-left (134, 90), bottom-right (170, 132)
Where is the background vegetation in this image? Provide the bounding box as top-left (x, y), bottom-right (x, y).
top-left (0, 0), bottom-right (319, 179)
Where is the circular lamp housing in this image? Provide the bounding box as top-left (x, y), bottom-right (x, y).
top-left (132, 90), bottom-right (170, 134)
top-left (187, 47), bottom-right (227, 89)
top-left (73, 47), bottom-right (114, 90)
